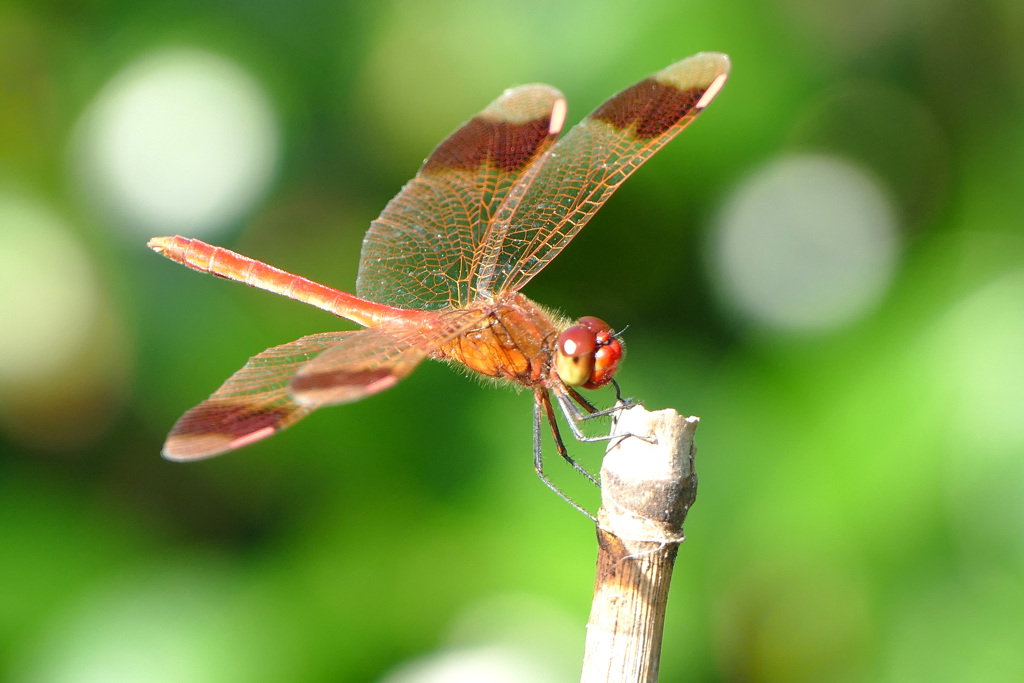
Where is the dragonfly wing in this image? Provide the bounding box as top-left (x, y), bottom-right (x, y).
top-left (476, 52), bottom-right (730, 294)
top-left (162, 332), bottom-right (353, 461)
top-left (291, 308), bottom-right (489, 405)
top-left (288, 328), bottom-right (428, 405)
top-left (357, 84), bottom-right (567, 310)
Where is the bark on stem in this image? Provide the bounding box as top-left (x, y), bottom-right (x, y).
top-left (580, 405), bottom-right (699, 683)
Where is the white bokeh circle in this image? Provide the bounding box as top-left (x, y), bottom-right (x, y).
top-left (0, 192), bottom-right (101, 382)
top-left (72, 48), bottom-right (278, 238)
top-left (709, 154), bottom-right (900, 333)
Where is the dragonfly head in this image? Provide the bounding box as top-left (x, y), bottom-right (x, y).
top-left (553, 316), bottom-right (624, 390)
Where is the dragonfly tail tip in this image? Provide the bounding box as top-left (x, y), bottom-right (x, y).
top-left (147, 236), bottom-right (174, 255)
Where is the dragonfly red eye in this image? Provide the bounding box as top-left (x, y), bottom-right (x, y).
top-left (584, 334), bottom-right (623, 390)
top-left (578, 316), bottom-right (612, 334)
top-left (554, 325), bottom-right (597, 386)
top-left (553, 318), bottom-right (624, 389)
top-left (566, 316), bottom-right (624, 389)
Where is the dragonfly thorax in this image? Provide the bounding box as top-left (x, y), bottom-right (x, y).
top-left (433, 293), bottom-right (560, 386)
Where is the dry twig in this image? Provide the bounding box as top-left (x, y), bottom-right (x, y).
top-left (580, 405), bottom-right (699, 683)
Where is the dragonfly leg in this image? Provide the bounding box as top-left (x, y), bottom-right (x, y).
top-left (555, 384), bottom-right (657, 445)
top-left (567, 381), bottom-right (641, 421)
top-left (532, 390), bottom-right (598, 520)
top-left (538, 389), bottom-right (601, 486)
top-left (564, 385), bottom-right (598, 414)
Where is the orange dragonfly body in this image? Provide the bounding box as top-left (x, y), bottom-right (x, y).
top-left (151, 53), bottom-right (730, 510)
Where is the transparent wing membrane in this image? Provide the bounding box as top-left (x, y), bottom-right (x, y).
top-left (291, 307), bottom-right (490, 404)
top-left (478, 53), bottom-right (730, 294)
top-left (357, 85), bottom-right (566, 310)
top-left (162, 332), bottom-right (352, 460)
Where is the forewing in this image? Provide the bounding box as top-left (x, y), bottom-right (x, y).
top-left (357, 85), bottom-right (567, 310)
top-left (291, 308), bottom-right (489, 404)
top-left (162, 332), bottom-right (352, 461)
top-left (475, 52), bottom-right (730, 294)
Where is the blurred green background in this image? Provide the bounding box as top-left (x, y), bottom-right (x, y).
top-left (2, 0), bottom-right (1023, 680)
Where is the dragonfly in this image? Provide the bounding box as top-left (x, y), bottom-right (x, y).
top-left (150, 52), bottom-right (729, 513)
